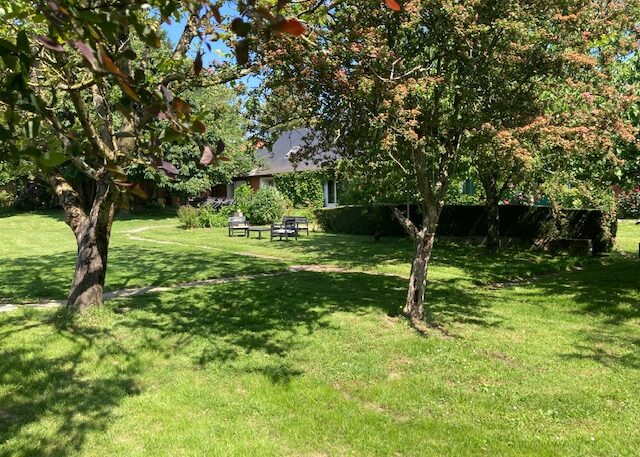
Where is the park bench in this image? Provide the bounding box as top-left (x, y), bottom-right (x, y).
top-left (271, 219), bottom-right (298, 241)
top-left (283, 216), bottom-right (309, 236)
top-left (228, 216), bottom-right (249, 237)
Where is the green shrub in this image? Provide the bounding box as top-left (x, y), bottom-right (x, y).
top-left (177, 205), bottom-right (200, 229)
top-left (617, 189), bottom-right (640, 219)
top-left (207, 205), bottom-right (236, 228)
top-left (234, 183), bottom-right (253, 214)
top-left (273, 171), bottom-right (325, 208)
top-left (247, 187), bottom-right (287, 225)
top-left (0, 190), bottom-right (14, 208)
top-left (196, 204), bottom-right (216, 228)
top-left (315, 204), bottom-right (616, 253)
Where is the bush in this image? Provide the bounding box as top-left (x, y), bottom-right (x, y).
top-left (617, 189), bottom-right (640, 219)
top-left (247, 187), bottom-right (288, 225)
top-left (273, 171), bottom-right (325, 208)
top-left (315, 204), bottom-right (616, 253)
top-left (177, 205), bottom-right (200, 229)
top-left (13, 182), bottom-right (55, 210)
top-left (196, 204), bottom-right (217, 228)
top-left (234, 183), bottom-right (253, 215)
top-left (0, 190), bottom-right (14, 208)
top-left (206, 205), bottom-right (236, 228)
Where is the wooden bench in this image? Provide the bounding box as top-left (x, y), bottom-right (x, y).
top-left (283, 216), bottom-right (309, 236)
top-left (228, 216), bottom-right (249, 237)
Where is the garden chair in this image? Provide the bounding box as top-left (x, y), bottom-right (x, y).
top-left (271, 219), bottom-right (298, 241)
top-left (228, 216), bottom-right (249, 237)
top-left (283, 216), bottom-right (309, 236)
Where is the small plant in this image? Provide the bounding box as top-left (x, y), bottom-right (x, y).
top-left (177, 205), bottom-right (200, 229)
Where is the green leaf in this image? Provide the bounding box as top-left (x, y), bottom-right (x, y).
top-left (38, 150), bottom-right (70, 168)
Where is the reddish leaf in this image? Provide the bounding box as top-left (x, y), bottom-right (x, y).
top-left (71, 41), bottom-right (99, 71)
top-left (98, 45), bottom-right (127, 79)
top-left (194, 51), bottom-right (203, 75)
top-left (37, 36), bottom-right (64, 52)
top-left (200, 145), bottom-right (214, 165)
top-left (117, 80), bottom-right (141, 102)
top-left (171, 97), bottom-right (191, 116)
top-left (216, 139), bottom-right (226, 154)
top-left (193, 120), bottom-right (206, 133)
top-left (271, 18), bottom-right (306, 36)
top-left (384, 0), bottom-right (401, 11)
top-left (159, 160), bottom-right (179, 175)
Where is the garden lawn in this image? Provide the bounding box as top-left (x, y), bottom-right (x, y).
top-left (0, 209), bottom-right (603, 303)
top-left (0, 210), bottom-right (638, 456)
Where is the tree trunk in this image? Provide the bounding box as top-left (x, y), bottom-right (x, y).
top-left (394, 203), bottom-right (442, 321)
top-left (53, 175), bottom-right (116, 311)
top-left (403, 229), bottom-right (436, 320)
top-left (68, 208), bottom-right (114, 310)
top-left (482, 175), bottom-right (501, 254)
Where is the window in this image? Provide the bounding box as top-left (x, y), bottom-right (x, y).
top-left (461, 178), bottom-right (475, 195)
top-left (327, 180), bottom-right (336, 204)
top-left (260, 177), bottom-right (275, 188)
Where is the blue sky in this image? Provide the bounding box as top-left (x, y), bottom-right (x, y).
top-left (161, 6), bottom-right (261, 90)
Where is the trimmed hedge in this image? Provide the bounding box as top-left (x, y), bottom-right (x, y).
top-left (315, 204), bottom-right (616, 253)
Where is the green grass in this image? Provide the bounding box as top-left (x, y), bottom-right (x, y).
top-left (0, 210), bottom-right (639, 456)
top-left (616, 219), bottom-right (640, 255)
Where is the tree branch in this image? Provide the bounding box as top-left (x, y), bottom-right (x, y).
top-left (50, 174), bottom-right (87, 234)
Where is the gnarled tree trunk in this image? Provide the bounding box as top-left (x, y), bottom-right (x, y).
top-left (394, 202), bottom-right (442, 321)
top-left (53, 175), bottom-right (116, 311)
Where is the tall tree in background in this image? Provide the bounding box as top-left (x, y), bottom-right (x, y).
top-left (0, 0), bottom-right (309, 311)
top-left (256, 0), bottom-right (639, 321)
top-left (129, 84), bottom-right (253, 199)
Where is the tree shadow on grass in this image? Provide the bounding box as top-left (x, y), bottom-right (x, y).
top-left (530, 254), bottom-right (640, 369)
top-left (0, 270), bottom-right (495, 455)
top-left (0, 312), bottom-right (141, 457)
top-left (0, 246), bottom-right (289, 303)
top-left (277, 234), bottom-right (592, 285)
top-left (116, 270), bottom-right (497, 383)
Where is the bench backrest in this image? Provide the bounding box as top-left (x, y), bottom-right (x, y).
top-left (283, 216), bottom-right (308, 226)
top-left (228, 216), bottom-right (246, 227)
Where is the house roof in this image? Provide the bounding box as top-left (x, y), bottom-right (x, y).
top-left (248, 129), bottom-right (332, 177)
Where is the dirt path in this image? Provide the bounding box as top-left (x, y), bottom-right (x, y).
top-left (0, 262), bottom-right (402, 313)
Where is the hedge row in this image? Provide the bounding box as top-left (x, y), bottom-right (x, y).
top-left (315, 204), bottom-right (616, 253)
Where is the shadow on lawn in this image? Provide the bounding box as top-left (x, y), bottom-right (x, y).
top-left (1, 270), bottom-right (493, 455)
top-left (0, 312), bottom-right (141, 457)
top-left (0, 245), bottom-right (288, 302)
top-left (281, 234), bottom-right (591, 285)
top-left (536, 254), bottom-right (640, 369)
top-left (116, 270), bottom-right (496, 382)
